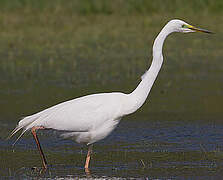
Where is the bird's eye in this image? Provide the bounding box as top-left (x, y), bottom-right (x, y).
top-left (182, 24), bottom-right (187, 28)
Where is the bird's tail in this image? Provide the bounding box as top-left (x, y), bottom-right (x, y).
top-left (7, 125), bottom-right (26, 146)
top-left (7, 116), bottom-right (37, 146)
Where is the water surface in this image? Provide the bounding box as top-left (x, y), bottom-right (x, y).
top-left (0, 13), bottom-right (222, 179)
top-left (1, 118), bottom-right (223, 179)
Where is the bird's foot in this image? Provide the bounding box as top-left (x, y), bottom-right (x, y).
top-left (85, 167), bottom-right (91, 177)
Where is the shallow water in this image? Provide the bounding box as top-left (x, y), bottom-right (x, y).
top-left (0, 13), bottom-right (222, 179)
top-left (1, 119), bottom-right (223, 179)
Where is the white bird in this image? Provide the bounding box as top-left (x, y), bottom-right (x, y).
top-left (9, 19), bottom-right (211, 171)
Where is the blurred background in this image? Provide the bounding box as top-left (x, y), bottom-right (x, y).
top-left (0, 0), bottom-right (223, 178)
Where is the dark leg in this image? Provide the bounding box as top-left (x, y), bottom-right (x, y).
top-left (85, 144), bottom-right (93, 172)
top-left (31, 126), bottom-right (47, 169)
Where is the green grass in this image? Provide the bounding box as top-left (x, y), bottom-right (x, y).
top-left (0, 1), bottom-right (222, 121)
top-left (0, 3), bottom-right (223, 177)
top-left (0, 0), bottom-right (222, 15)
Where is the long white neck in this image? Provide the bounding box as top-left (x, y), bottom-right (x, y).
top-left (123, 22), bottom-right (175, 115)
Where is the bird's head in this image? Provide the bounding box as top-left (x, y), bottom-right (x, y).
top-left (167, 19), bottom-right (212, 34)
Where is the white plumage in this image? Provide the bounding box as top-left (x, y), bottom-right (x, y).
top-left (9, 19), bottom-right (211, 171)
top-left (12, 92), bottom-right (128, 144)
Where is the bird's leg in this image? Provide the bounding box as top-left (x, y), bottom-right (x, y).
top-left (31, 126), bottom-right (47, 169)
top-left (84, 144), bottom-right (93, 171)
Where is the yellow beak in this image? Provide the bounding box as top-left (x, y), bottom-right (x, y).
top-left (187, 25), bottom-right (213, 34)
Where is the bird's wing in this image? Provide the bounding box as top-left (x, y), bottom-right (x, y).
top-left (27, 92), bottom-right (126, 132)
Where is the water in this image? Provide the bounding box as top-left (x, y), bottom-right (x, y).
top-left (0, 13), bottom-right (222, 179)
top-left (1, 118), bottom-right (223, 179)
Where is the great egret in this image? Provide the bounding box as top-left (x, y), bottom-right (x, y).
top-left (9, 19), bottom-right (211, 171)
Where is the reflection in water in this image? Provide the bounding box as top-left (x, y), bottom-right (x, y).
top-left (85, 167), bottom-right (91, 178)
top-left (1, 120), bottom-right (223, 178)
top-left (0, 19), bottom-right (222, 178)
